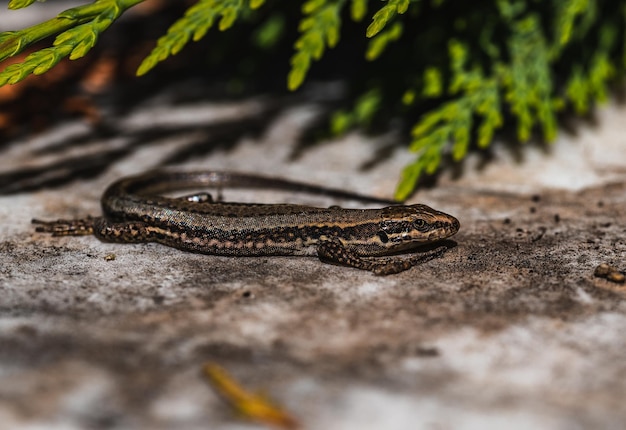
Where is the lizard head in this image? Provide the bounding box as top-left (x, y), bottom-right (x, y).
top-left (377, 204), bottom-right (460, 251)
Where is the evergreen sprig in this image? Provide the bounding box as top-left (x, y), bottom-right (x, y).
top-left (393, 0), bottom-right (624, 199)
top-left (137, 0), bottom-right (262, 76)
top-left (0, 0), bottom-right (142, 85)
top-left (0, 0), bottom-right (624, 200)
top-left (366, 0), bottom-right (410, 37)
top-left (288, 0), bottom-right (345, 91)
top-left (398, 40), bottom-right (503, 200)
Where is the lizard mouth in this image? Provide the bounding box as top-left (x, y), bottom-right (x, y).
top-left (426, 216), bottom-right (460, 241)
top-left (451, 217), bottom-right (461, 233)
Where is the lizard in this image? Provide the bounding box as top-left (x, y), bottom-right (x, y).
top-left (32, 170), bottom-right (460, 275)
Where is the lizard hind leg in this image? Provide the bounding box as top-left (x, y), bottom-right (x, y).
top-left (33, 216), bottom-right (156, 244)
top-left (32, 216), bottom-right (98, 236)
top-left (91, 217), bottom-right (154, 244)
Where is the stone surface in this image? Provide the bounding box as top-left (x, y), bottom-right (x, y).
top-left (4, 5), bottom-right (626, 429)
top-left (1, 75), bottom-right (626, 429)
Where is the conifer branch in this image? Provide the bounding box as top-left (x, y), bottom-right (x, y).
top-left (137, 0), bottom-right (257, 77)
top-left (288, 0), bottom-right (345, 91)
top-left (0, 0), bottom-right (142, 85)
top-left (0, 0), bottom-right (623, 200)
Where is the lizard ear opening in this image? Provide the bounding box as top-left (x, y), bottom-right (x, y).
top-left (377, 231), bottom-right (389, 243)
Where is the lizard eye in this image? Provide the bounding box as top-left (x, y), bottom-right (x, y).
top-left (414, 219), bottom-right (427, 230)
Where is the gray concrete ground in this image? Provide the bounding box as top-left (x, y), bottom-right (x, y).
top-left (1, 91), bottom-right (625, 430)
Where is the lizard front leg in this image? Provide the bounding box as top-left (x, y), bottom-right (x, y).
top-left (316, 238), bottom-right (448, 275)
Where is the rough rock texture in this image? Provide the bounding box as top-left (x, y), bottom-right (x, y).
top-left (1, 80), bottom-right (626, 429)
top-left (3, 5), bottom-right (626, 430)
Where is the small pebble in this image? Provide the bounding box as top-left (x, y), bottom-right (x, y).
top-left (594, 263), bottom-right (611, 277)
top-left (594, 263), bottom-right (625, 284)
top-left (608, 272), bottom-right (625, 283)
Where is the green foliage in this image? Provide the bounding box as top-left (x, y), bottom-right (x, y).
top-left (0, 0), bottom-right (625, 200)
top-left (137, 0), bottom-right (254, 76)
top-left (330, 89), bottom-right (382, 134)
top-left (253, 14), bottom-right (286, 49)
top-left (350, 0), bottom-right (368, 21)
top-left (563, 24), bottom-right (617, 114)
top-left (8, 0), bottom-right (39, 8)
top-left (399, 40), bottom-right (503, 198)
top-left (421, 67), bottom-right (443, 97)
top-left (395, 0), bottom-right (624, 200)
top-left (288, 0), bottom-right (344, 91)
top-left (366, 21), bottom-right (403, 61)
top-left (0, 0), bottom-right (142, 85)
top-left (552, 0), bottom-right (593, 48)
top-left (366, 0), bottom-right (410, 37)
